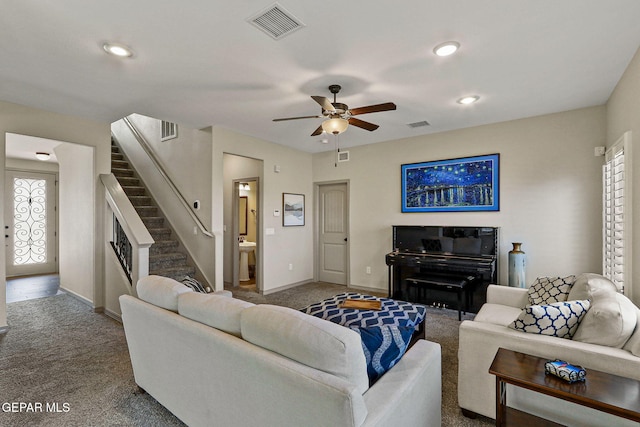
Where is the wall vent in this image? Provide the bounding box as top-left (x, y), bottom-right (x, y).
top-left (161, 121), bottom-right (178, 141)
top-left (338, 151), bottom-right (350, 162)
top-left (248, 3), bottom-right (305, 40)
top-left (407, 120), bottom-right (430, 128)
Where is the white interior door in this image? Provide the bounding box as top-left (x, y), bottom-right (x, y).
top-left (318, 182), bottom-right (348, 285)
top-left (5, 170), bottom-right (57, 277)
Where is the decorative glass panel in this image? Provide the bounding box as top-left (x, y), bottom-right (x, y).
top-left (13, 177), bottom-right (47, 265)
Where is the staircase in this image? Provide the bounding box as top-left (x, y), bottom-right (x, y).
top-left (110, 140), bottom-right (196, 282)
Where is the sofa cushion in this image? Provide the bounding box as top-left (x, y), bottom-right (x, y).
top-left (178, 292), bottom-right (254, 337)
top-left (240, 304), bottom-right (370, 395)
top-left (349, 325), bottom-right (414, 384)
top-left (527, 275), bottom-right (576, 305)
top-left (508, 300), bottom-right (590, 339)
top-left (573, 290), bottom-right (638, 348)
top-left (567, 273), bottom-right (617, 301)
top-left (474, 303), bottom-right (522, 326)
top-left (137, 275), bottom-right (192, 312)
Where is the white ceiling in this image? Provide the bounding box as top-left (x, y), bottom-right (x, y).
top-left (2, 1), bottom-right (640, 154)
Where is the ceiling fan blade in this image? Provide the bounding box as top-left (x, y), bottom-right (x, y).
top-left (349, 102), bottom-right (397, 116)
top-left (311, 96), bottom-right (335, 112)
top-left (273, 115), bottom-right (323, 122)
top-left (348, 117), bottom-right (379, 131)
top-left (311, 125), bottom-right (324, 136)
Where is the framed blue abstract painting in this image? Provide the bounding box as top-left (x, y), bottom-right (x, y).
top-left (401, 153), bottom-right (500, 212)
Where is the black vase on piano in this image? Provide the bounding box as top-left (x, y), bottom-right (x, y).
top-left (385, 226), bottom-right (499, 318)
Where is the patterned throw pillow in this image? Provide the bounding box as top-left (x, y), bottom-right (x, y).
top-left (527, 275), bottom-right (576, 305)
top-left (350, 325), bottom-right (415, 384)
top-left (509, 300), bottom-right (590, 339)
top-left (182, 275), bottom-right (207, 293)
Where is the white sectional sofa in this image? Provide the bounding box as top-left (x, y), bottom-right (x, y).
top-left (458, 273), bottom-right (640, 427)
top-left (120, 276), bottom-right (442, 427)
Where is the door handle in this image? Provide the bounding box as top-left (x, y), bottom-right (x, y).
top-left (344, 238), bottom-right (348, 242)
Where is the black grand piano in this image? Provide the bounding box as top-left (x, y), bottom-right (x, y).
top-left (386, 225), bottom-right (499, 318)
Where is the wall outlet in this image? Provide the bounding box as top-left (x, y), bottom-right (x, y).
top-left (288, 263), bottom-right (293, 271)
top-left (366, 266), bottom-right (371, 274)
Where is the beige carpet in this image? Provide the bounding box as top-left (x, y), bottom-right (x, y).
top-left (0, 282), bottom-right (492, 426)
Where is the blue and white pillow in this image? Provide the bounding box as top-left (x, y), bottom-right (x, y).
top-left (182, 275), bottom-right (207, 293)
top-left (527, 275), bottom-right (576, 305)
top-left (350, 325), bottom-right (415, 384)
top-left (509, 300), bottom-right (590, 339)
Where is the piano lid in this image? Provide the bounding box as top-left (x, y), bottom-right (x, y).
top-left (392, 225), bottom-right (498, 257)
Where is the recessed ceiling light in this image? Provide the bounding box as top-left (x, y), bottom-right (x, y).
top-left (35, 152), bottom-right (50, 161)
top-left (433, 41), bottom-right (460, 57)
top-left (102, 42), bottom-right (134, 58)
top-left (457, 96), bottom-right (479, 105)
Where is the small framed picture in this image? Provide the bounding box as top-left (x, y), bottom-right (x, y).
top-left (283, 193), bottom-right (305, 226)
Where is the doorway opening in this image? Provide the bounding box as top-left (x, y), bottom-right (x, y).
top-left (235, 179), bottom-right (258, 292)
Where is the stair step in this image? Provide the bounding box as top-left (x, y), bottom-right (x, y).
top-left (150, 240), bottom-right (179, 255)
top-left (148, 227), bottom-right (172, 240)
top-left (116, 177), bottom-right (140, 187)
top-left (150, 252), bottom-right (188, 270)
top-left (111, 146), bottom-right (119, 153)
top-left (111, 153), bottom-right (124, 161)
top-left (122, 186), bottom-right (146, 196)
top-left (142, 216), bottom-right (164, 228)
top-left (112, 168), bottom-right (134, 178)
top-left (112, 160), bottom-right (129, 169)
top-left (135, 206), bottom-right (158, 217)
top-left (150, 266), bottom-right (195, 282)
top-left (129, 195), bottom-right (153, 206)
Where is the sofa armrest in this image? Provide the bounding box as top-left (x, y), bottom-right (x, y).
top-left (362, 340), bottom-right (441, 427)
top-left (458, 319), bottom-right (640, 425)
top-left (486, 284), bottom-right (528, 308)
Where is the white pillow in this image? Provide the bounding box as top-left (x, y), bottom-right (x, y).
top-left (508, 300), bottom-right (590, 339)
top-left (623, 305), bottom-right (640, 357)
top-left (573, 290), bottom-right (638, 348)
top-left (527, 275), bottom-right (576, 305)
top-left (240, 305), bottom-right (369, 394)
top-left (178, 292), bottom-right (254, 337)
top-left (136, 275), bottom-right (192, 312)
top-left (567, 273), bottom-right (617, 301)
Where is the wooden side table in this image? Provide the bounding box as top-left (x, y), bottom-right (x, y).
top-left (489, 347), bottom-right (640, 427)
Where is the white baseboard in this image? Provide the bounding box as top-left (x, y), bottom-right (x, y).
top-left (104, 308), bottom-right (122, 323)
top-left (59, 287), bottom-right (94, 308)
top-left (262, 279), bottom-right (313, 295)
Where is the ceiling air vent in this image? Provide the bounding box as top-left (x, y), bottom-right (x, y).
top-left (248, 3), bottom-right (305, 40)
top-left (407, 120), bottom-right (430, 128)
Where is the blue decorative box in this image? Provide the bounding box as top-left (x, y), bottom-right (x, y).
top-left (544, 359), bottom-right (587, 383)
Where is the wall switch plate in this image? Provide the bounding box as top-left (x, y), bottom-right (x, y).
top-left (274, 209), bottom-right (280, 217)
top-left (366, 266), bottom-right (371, 274)
top-left (266, 227), bottom-right (275, 235)
top-left (288, 263), bottom-right (293, 271)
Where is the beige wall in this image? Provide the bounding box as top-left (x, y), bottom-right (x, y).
top-left (606, 46), bottom-right (640, 304)
top-left (56, 143), bottom-right (96, 303)
top-left (214, 127), bottom-right (314, 294)
top-left (0, 100), bottom-right (110, 329)
top-left (313, 106), bottom-right (606, 292)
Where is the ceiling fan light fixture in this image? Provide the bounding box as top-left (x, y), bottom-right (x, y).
top-left (322, 118), bottom-right (349, 135)
top-left (102, 42), bottom-right (134, 58)
top-left (457, 95), bottom-right (480, 105)
top-left (433, 41), bottom-right (460, 57)
top-left (35, 152), bottom-right (50, 161)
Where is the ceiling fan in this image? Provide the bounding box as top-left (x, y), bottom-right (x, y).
top-left (273, 84), bottom-right (396, 136)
